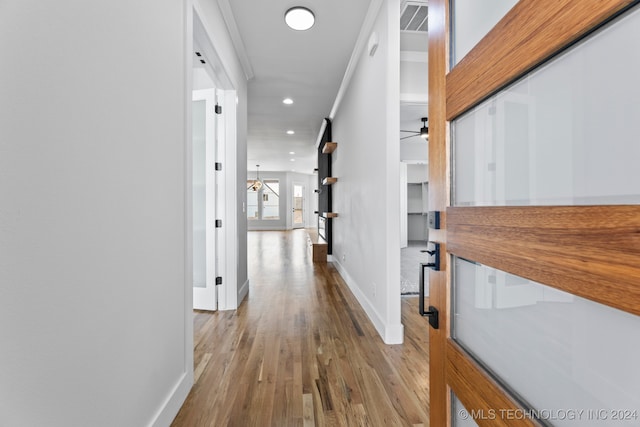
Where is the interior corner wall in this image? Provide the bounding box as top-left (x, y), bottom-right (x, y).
top-left (0, 1), bottom-right (194, 426)
top-left (331, 0), bottom-right (403, 344)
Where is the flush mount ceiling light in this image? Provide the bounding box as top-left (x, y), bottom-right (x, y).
top-left (287, 130), bottom-right (295, 135)
top-left (283, 98), bottom-right (294, 105)
top-left (289, 151), bottom-right (295, 154)
top-left (285, 7), bottom-right (315, 31)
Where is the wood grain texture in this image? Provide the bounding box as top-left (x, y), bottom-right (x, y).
top-left (447, 205), bottom-right (640, 316)
top-left (322, 177), bottom-right (338, 185)
top-left (446, 340), bottom-right (542, 427)
top-left (428, 0), bottom-right (450, 426)
top-left (171, 230), bottom-right (431, 426)
top-left (322, 142), bottom-right (337, 154)
top-left (446, 0), bottom-right (636, 120)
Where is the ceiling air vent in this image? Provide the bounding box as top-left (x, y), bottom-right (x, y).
top-left (401, 2), bottom-right (428, 32)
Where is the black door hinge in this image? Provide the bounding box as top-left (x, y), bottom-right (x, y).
top-left (215, 104), bottom-right (222, 115)
top-left (215, 219), bottom-right (222, 228)
top-left (215, 276), bottom-right (222, 285)
top-left (215, 162), bottom-right (222, 171)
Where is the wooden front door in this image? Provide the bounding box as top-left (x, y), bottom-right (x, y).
top-left (428, 1), bottom-right (640, 425)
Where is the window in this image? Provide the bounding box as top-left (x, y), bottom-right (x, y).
top-left (246, 184), bottom-right (259, 220)
top-left (247, 179), bottom-right (280, 220)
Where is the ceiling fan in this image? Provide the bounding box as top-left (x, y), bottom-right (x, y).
top-left (400, 117), bottom-right (429, 140)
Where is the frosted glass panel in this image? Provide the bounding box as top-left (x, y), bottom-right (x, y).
top-left (453, 257), bottom-right (640, 426)
top-left (453, 6), bottom-right (640, 206)
top-left (452, 393), bottom-right (479, 427)
top-left (192, 100), bottom-right (206, 288)
top-left (452, 0), bottom-right (518, 65)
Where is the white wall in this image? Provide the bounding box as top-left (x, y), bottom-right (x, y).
top-left (0, 1), bottom-right (190, 426)
top-left (0, 0), bottom-right (248, 425)
top-left (400, 59), bottom-right (428, 100)
top-left (331, 0), bottom-right (403, 344)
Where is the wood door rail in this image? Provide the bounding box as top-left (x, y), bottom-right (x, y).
top-left (447, 205), bottom-right (640, 316)
top-left (447, 340), bottom-right (542, 427)
top-left (446, 0), bottom-right (637, 120)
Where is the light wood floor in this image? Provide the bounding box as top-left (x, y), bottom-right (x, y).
top-left (172, 230), bottom-right (430, 426)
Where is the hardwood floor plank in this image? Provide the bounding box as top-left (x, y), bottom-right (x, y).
top-left (303, 393), bottom-right (315, 427)
top-left (194, 353), bottom-right (212, 384)
top-left (171, 230), bottom-right (430, 426)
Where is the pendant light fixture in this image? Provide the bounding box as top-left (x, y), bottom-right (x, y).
top-left (419, 117), bottom-right (429, 139)
top-left (249, 165), bottom-right (263, 191)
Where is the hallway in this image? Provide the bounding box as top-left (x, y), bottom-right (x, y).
top-left (172, 230), bottom-right (430, 426)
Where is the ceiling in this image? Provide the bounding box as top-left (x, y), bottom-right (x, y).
top-left (223, 0), bottom-right (371, 173)
top-left (220, 0), bottom-right (429, 174)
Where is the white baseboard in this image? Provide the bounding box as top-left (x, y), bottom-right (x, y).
top-left (237, 278), bottom-right (249, 305)
top-left (332, 260), bottom-right (404, 345)
top-left (149, 371), bottom-right (192, 427)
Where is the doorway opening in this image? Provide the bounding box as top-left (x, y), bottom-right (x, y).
top-left (400, 103), bottom-right (429, 295)
top-left (292, 183), bottom-right (305, 229)
top-left (190, 10), bottom-right (239, 312)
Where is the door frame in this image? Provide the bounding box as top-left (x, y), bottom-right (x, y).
top-left (428, 1), bottom-right (640, 425)
top-left (192, 5), bottom-right (239, 311)
top-left (292, 182), bottom-right (305, 229)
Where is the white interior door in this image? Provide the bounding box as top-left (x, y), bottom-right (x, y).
top-left (192, 89), bottom-right (217, 311)
top-left (292, 183), bottom-right (305, 229)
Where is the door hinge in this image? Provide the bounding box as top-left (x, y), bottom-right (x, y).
top-left (215, 219), bottom-right (222, 228)
top-left (216, 276), bottom-right (222, 285)
top-left (215, 162), bottom-right (222, 171)
top-left (215, 104), bottom-right (222, 115)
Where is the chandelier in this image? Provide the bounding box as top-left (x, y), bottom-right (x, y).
top-left (249, 164), bottom-right (263, 191)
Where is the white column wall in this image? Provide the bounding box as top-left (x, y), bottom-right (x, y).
top-left (0, 1), bottom-right (192, 425)
top-left (331, 0), bottom-right (403, 344)
top-left (0, 0), bottom-right (249, 424)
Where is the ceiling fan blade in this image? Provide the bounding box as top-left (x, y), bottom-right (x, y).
top-left (400, 130), bottom-right (419, 133)
top-left (400, 135), bottom-right (419, 140)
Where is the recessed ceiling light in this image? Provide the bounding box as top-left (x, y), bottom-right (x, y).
top-left (285, 7), bottom-right (315, 31)
top-left (287, 130), bottom-right (295, 135)
top-left (289, 151), bottom-right (295, 155)
top-left (290, 158), bottom-right (295, 162)
top-left (283, 98), bottom-right (293, 105)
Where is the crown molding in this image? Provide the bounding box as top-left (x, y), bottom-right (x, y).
top-left (217, 0), bottom-right (255, 80)
top-left (316, 0), bottom-right (385, 148)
